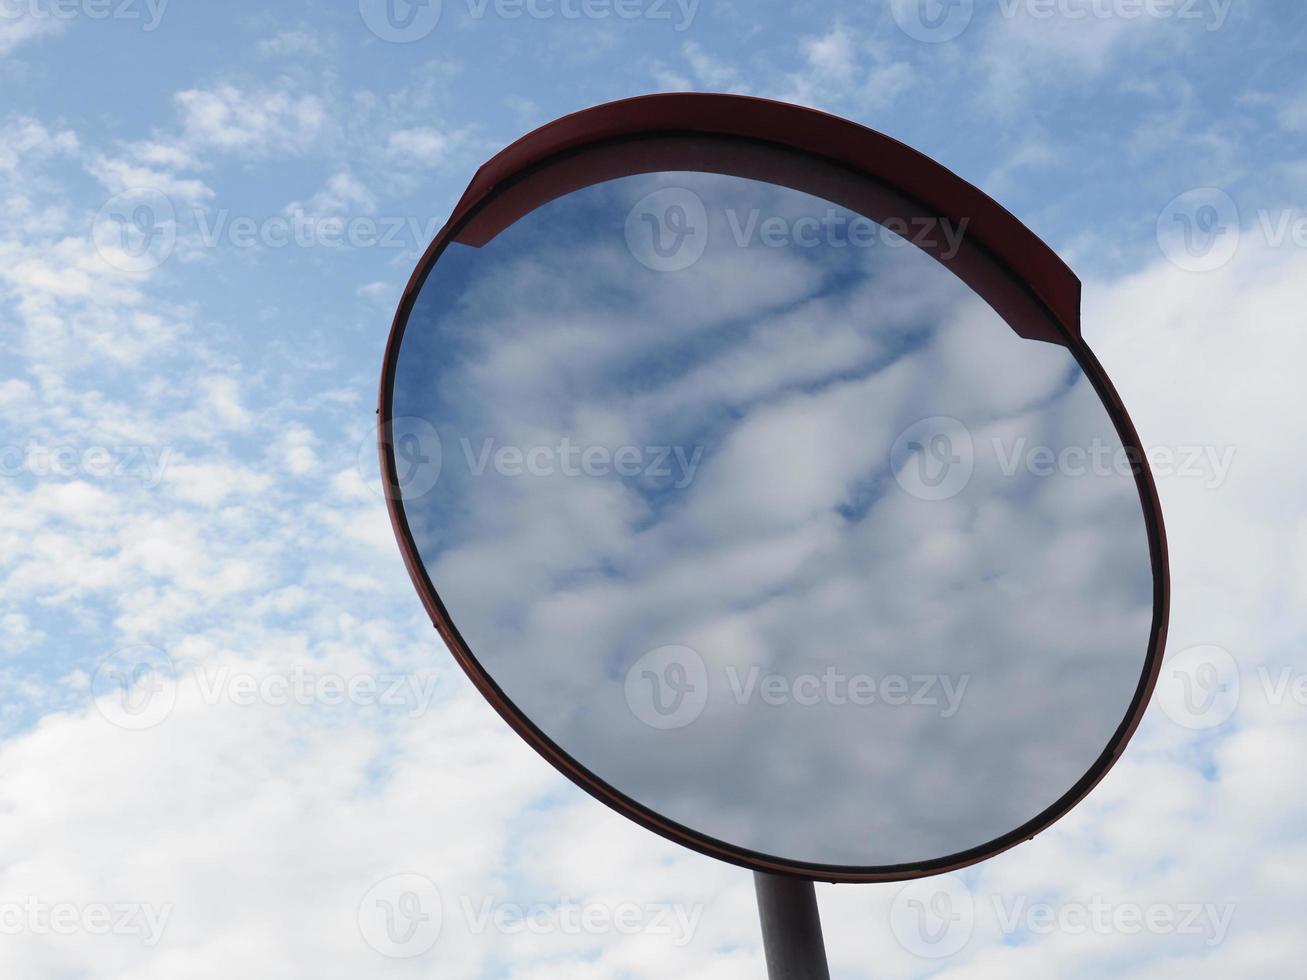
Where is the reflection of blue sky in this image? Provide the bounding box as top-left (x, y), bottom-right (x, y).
top-left (394, 170), bottom-right (1154, 867)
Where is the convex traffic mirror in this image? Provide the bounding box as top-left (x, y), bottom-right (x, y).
top-left (379, 94), bottom-right (1169, 883)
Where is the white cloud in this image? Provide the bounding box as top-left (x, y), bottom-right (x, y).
top-left (0, 117), bottom-right (77, 172)
top-left (385, 126), bottom-right (450, 162)
top-left (773, 25), bottom-right (914, 112)
top-left (1275, 87), bottom-right (1307, 132)
top-left (174, 84), bottom-right (326, 156)
top-left (972, 0), bottom-right (1217, 110)
top-left (0, 611), bottom-right (44, 654)
top-left (275, 423), bottom-right (321, 477)
top-left (284, 170), bottom-right (377, 222)
top-left (0, 4), bottom-right (65, 55)
top-left (86, 154), bottom-right (213, 204)
top-left (198, 376), bottom-right (253, 431)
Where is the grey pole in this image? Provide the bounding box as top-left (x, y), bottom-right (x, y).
top-left (754, 873), bottom-right (831, 980)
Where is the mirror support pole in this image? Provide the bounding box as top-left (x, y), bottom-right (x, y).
top-left (754, 873), bottom-right (831, 980)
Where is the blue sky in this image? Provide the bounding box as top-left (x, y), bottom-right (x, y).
top-left (1, 0), bottom-right (1305, 976)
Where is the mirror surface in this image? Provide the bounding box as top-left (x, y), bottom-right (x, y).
top-left (390, 167), bottom-right (1156, 868)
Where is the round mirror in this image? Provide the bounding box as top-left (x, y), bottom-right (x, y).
top-left (380, 97), bottom-right (1167, 881)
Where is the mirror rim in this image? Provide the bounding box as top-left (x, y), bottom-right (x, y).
top-left (377, 92), bottom-right (1170, 883)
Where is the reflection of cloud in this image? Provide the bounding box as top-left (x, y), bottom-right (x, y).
top-left (393, 171), bottom-right (1155, 868)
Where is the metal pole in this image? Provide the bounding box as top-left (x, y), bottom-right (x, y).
top-left (754, 873), bottom-right (831, 980)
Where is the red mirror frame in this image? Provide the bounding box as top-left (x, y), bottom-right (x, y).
top-left (378, 92), bottom-right (1170, 883)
